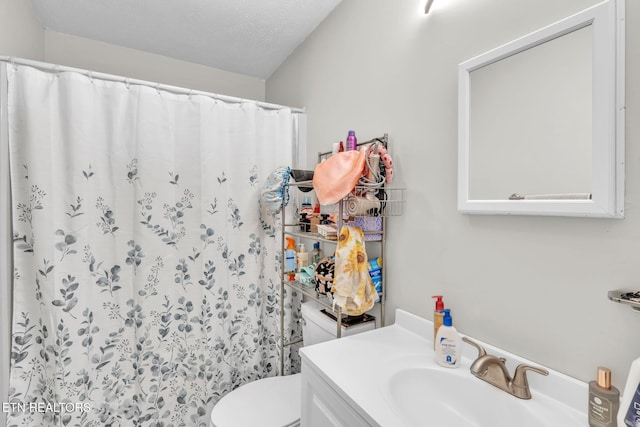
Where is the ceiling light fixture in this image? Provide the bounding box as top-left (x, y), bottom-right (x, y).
top-left (424, 0), bottom-right (435, 14)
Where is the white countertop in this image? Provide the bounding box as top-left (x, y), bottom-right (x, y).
top-left (300, 308), bottom-right (588, 426)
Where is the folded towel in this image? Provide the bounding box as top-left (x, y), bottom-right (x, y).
top-left (332, 225), bottom-right (378, 316)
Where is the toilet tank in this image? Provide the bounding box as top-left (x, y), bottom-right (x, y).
top-left (301, 300), bottom-right (376, 346)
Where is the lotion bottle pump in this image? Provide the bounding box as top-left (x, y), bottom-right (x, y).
top-left (435, 309), bottom-right (461, 369)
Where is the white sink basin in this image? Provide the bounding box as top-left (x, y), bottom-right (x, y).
top-left (386, 365), bottom-right (585, 427)
top-left (300, 309), bottom-right (588, 427)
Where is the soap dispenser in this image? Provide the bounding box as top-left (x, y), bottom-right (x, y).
top-left (432, 295), bottom-right (445, 349)
top-left (435, 309), bottom-right (461, 369)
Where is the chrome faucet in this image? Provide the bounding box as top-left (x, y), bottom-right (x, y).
top-left (462, 337), bottom-right (549, 400)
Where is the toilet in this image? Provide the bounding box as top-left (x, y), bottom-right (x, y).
top-left (209, 299), bottom-right (376, 427)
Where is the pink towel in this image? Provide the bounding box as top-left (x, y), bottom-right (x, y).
top-left (313, 149), bottom-right (366, 205)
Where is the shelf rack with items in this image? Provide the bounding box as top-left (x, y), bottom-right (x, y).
top-left (278, 133), bottom-right (404, 374)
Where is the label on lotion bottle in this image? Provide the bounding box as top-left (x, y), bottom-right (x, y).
top-left (435, 309), bottom-right (460, 368)
top-left (623, 382), bottom-right (640, 426)
top-left (620, 357), bottom-right (640, 427)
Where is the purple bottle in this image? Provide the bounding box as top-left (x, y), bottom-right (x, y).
top-left (346, 130), bottom-right (357, 151)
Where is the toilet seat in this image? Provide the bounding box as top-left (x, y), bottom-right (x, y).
top-left (210, 373), bottom-right (301, 427)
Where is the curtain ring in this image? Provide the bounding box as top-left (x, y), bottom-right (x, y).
top-left (188, 89), bottom-right (193, 100)
top-left (155, 83), bottom-right (161, 94)
top-left (87, 71), bottom-right (94, 83)
top-left (124, 78), bottom-right (130, 90)
top-left (53, 64), bottom-right (60, 78)
top-left (9, 57), bottom-right (17, 70)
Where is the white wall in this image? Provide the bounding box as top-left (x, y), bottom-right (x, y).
top-left (267, 0), bottom-right (640, 389)
top-left (0, 0), bottom-right (265, 100)
top-left (44, 31), bottom-right (265, 101)
top-left (0, 0), bottom-right (44, 59)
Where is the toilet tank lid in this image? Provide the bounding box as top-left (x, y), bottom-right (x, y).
top-left (301, 300), bottom-right (331, 327)
top-left (301, 299), bottom-right (324, 317)
top-left (301, 300), bottom-right (375, 336)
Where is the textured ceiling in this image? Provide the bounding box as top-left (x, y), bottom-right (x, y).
top-left (30, 0), bottom-right (342, 79)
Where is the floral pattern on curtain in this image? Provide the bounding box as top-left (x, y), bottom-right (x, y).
top-left (6, 65), bottom-right (302, 426)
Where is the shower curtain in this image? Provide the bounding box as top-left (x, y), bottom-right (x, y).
top-left (5, 64), bottom-right (302, 426)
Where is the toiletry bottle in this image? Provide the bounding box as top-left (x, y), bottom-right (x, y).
top-left (297, 243), bottom-right (309, 271)
top-left (285, 237), bottom-right (297, 279)
top-left (346, 130), bottom-right (357, 151)
top-left (435, 309), bottom-right (461, 368)
top-left (432, 295), bottom-right (445, 349)
top-left (367, 146), bottom-right (380, 182)
top-left (311, 242), bottom-right (323, 264)
top-left (619, 357), bottom-right (640, 427)
top-left (368, 257), bottom-right (382, 303)
top-left (589, 366), bottom-right (620, 427)
top-left (302, 196), bottom-right (312, 211)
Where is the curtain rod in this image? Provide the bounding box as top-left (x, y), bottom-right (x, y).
top-left (0, 56), bottom-right (306, 114)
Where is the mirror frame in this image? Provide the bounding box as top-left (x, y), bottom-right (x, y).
top-left (458, 0), bottom-right (625, 218)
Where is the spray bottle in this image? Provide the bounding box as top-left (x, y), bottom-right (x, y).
top-left (285, 237), bottom-right (297, 280)
top-left (346, 130), bottom-right (357, 151)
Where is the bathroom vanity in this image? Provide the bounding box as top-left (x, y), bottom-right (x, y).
top-left (300, 309), bottom-right (587, 426)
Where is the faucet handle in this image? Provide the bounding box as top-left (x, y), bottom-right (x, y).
top-left (462, 336), bottom-right (487, 358)
top-left (511, 364), bottom-right (549, 399)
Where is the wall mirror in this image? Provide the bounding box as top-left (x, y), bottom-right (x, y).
top-left (458, 0), bottom-right (625, 217)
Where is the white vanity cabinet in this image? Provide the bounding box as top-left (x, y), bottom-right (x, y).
top-left (301, 357), bottom-right (372, 427)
